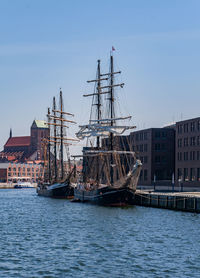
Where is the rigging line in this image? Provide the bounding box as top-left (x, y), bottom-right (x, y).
top-left (104, 153), bottom-right (111, 185)
top-left (116, 153), bottom-right (123, 180)
top-left (121, 136), bottom-right (131, 171)
top-left (86, 64), bottom-right (97, 147)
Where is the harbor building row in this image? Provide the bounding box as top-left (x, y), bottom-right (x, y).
top-left (0, 162), bottom-right (43, 183)
top-left (0, 116), bottom-right (200, 187)
top-left (114, 116), bottom-right (200, 188)
top-left (0, 120), bottom-right (48, 183)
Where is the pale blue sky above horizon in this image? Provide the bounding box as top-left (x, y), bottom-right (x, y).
top-left (0, 0), bottom-right (200, 154)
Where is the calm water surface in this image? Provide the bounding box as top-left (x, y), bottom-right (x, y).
top-left (0, 189), bottom-right (200, 278)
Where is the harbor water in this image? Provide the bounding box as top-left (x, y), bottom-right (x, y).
top-left (0, 189), bottom-right (200, 278)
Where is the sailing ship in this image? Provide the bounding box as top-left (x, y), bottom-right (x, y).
top-left (37, 90), bottom-right (77, 198)
top-left (74, 53), bottom-right (142, 206)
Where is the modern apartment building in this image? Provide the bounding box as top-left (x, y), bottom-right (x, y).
top-left (129, 128), bottom-right (175, 186)
top-left (176, 117), bottom-right (200, 187)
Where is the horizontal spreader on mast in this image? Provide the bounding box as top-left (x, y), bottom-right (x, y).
top-left (50, 136), bottom-right (79, 142)
top-left (83, 84), bottom-right (124, 97)
top-left (48, 115), bottom-right (76, 124)
top-left (52, 109), bottom-right (74, 116)
top-left (100, 71), bottom-right (121, 76)
top-left (87, 77), bottom-right (108, 83)
top-left (47, 139), bottom-right (72, 145)
top-left (99, 83), bottom-right (124, 89)
top-left (47, 122), bottom-right (69, 128)
top-left (83, 91), bottom-right (110, 97)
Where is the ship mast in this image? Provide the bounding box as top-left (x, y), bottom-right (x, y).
top-left (97, 59), bottom-right (101, 149)
top-left (60, 90), bottom-right (64, 180)
top-left (86, 59), bottom-right (103, 183)
top-left (96, 60), bottom-right (101, 184)
top-left (47, 107), bottom-right (51, 182)
top-left (53, 97), bottom-right (57, 181)
top-left (110, 54), bottom-right (114, 185)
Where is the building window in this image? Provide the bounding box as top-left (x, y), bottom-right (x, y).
top-left (184, 168), bottom-right (189, 181)
top-left (161, 143), bottom-right (166, 150)
top-left (140, 145), bottom-right (143, 152)
top-left (190, 151), bottom-right (195, 160)
top-left (155, 156), bottom-right (160, 163)
top-left (197, 136), bottom-right (200, 146)
top-left (144, 144), bottom-right (147, 152)
top-left (197, 168), bottom-right (200, 181)
top-left (144, 156), bottom-right (148, 163)
top-left (155, 143), bottom-right (160, 150)
top-left (140, 133), bottom-right (143, 140)
top-left (144, 170), bottom-right (147, 181)
top-left (184, 152), bottom-right (188, 161)
top-left (190, 137), bottom-right (195, 146)
top-left (190, 122), bottom-right (195, 132)
top-left (197, 151), bottom-right (200, 160)
top-left (178, 125), bottom-right (183, 134)
top-left (136, 134), bottom-right (139, 141)
top-left (190, 168), bottom-right (195, 181)
top-left (197, 121), bottom-right (200, 131)
top-left (155, 131), bottom-right (160, 138)
top-left (162, 131), bottom-right (167, 138)
top-left (178, 139), bottom-right (182, 148)
top-left (184, 138), bottom-right (188, 147)
top-left (177, 168), bottom-right (182, 180)
top-left (144, 132), bottom-right (148, 140)
top-left (184, 123), bottom-right (188, 133)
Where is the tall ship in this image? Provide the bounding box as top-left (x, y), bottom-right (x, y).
top-left (74, 52), bottom-right (142, 206)
top-left (37, 90), bottom-right (77, 198)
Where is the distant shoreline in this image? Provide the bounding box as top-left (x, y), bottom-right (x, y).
top-left (0, 183), bottom-right (37, 189)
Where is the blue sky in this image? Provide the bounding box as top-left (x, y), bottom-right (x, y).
top-left (0, 0), bottom-right (200, 154)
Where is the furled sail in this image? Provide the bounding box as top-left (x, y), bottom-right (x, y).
top-left (76, 123), bottom-right (135, 139)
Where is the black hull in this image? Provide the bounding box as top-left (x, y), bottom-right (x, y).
top-left (74, 187), bottom-right (135, 206)
top-left (37, 183), bottom-right (74, 199)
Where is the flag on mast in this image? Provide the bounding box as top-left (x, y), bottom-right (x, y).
top-left (112, 46), bottom-right (115, 51)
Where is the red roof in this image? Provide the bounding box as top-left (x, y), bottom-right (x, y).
top-left (5, 136), bottom-right (31, 147)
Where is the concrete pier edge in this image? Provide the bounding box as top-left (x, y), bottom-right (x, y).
top-left (134, 190), bottom-right (200, 213)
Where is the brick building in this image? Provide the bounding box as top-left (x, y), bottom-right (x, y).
top-left (0, 120), bottom-right (49, 162)
top-left (129, 128), bottom-right (175, 186)
top-left (175, 117), bottom-right (200, 187)
top-left (0, 162), bottom-right (43, 183)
